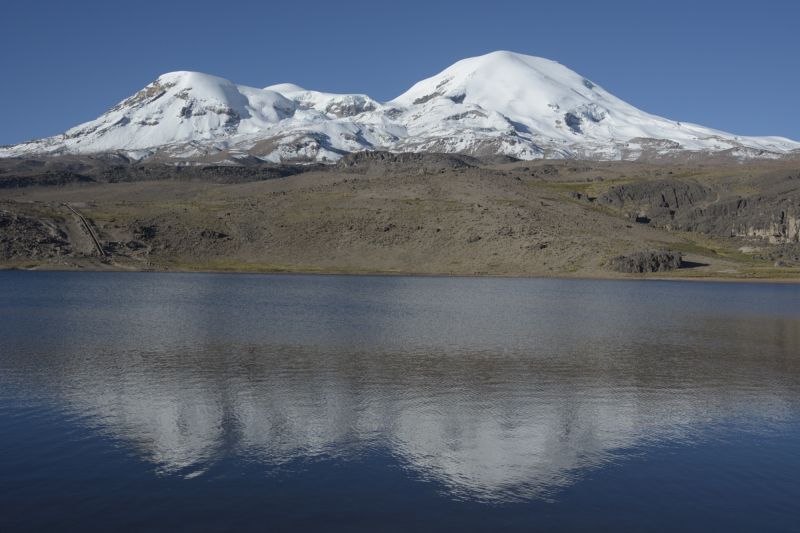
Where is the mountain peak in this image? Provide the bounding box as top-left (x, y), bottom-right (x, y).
top-left (1, 52), bottom-right (798, 162)
top-left (155, 70), bottom-right (226, 82)
top-left (264, 83), bottom-right (307, 94)
top-left (391, 51), bottom-right (605, 111)
top-left (449, 50), bottom-right (564, 70)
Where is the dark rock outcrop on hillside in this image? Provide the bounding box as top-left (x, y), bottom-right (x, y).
top-left (0, 156), bottom-right (320, 188)
top-left (0, 210), bottom-right (71, 260)
top-left (599, 179), bottom-right (714, 226)
top-left (684, 197), bottom-right (800, 244)
top-left (609, 250), bottom-right (683, 273)
top-left (599, 176), bottom-right (800, 245)
top-left (336, 151), bottom-right (479, 175)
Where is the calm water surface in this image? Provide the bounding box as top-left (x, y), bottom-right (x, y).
top-left (1, 271), bottom-right (799, 531)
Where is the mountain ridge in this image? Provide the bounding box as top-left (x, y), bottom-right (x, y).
top-left (2, 51), bottom-right (798, 163)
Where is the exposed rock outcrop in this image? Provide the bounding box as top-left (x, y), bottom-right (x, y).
top-left (336, 151), bottom-right (479, 175)
top-left (609, 250), bottom-right (683, 273)
top-left (0, 210), bottom-right (71, 260)
top-left (599, 179), bottom-right (713, 226)
top-left (599, 177), bottom-right (800, 246)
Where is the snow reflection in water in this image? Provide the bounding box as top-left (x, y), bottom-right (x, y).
top-left (1, 272), bottom-right (799, 502)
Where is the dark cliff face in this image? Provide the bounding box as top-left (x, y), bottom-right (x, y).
top-left (599, 179), bottom-right (714, 226)
top-left (598, 176), bottom-right (800, 246)
top-left (689, 198), bottom-right (800, 244)
top-left (600, 179), bottom-right (713, 211)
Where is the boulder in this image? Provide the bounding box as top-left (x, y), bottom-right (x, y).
top-left (609, 250), bottom-right (683, 273)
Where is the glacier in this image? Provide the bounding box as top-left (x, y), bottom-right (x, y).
top-left (2, 51), bottom-right (798, 163)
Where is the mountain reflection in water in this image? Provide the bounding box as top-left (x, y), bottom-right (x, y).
top-left (2, 272), bottom-right (798, 504)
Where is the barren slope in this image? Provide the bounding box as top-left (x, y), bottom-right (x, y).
top-left (1, 155), bottom-right (798, 280)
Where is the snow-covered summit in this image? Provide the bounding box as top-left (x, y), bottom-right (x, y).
top-left (2, 52), bottom-right (798, 162)
top-left (390, 51), bottom-right (798, 158)
top-left (5, 71), bottom-right (296, 158)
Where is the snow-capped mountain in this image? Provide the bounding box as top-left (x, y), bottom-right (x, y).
top-left (3, 51), bottom-right (798, 162)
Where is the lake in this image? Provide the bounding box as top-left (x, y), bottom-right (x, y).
top-left (1, 271), bottom-right (799, 531)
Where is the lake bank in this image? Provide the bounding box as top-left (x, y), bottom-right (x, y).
top-left (3, 259), bottom-right (800, 284)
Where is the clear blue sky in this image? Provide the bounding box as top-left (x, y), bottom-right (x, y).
top-left (2, 0), bottom-right (798, 145)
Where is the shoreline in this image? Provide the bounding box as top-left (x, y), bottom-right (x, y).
top-left (4, 262), bottom-right (800, 284)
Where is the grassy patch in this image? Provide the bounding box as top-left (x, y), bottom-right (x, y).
top-left (1, 261), bottom-right (42, 270)
top-left (665, 233), bottom-right (767, 265)
top-left (539, 177), bottom-right (638, 197)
